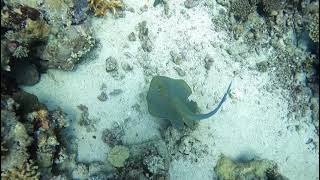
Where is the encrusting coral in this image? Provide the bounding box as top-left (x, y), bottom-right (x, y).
top-left (88, 0), bottom-right (123, 16)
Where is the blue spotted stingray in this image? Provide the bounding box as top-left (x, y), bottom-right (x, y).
top-left (146, 76), bottom-right (232, 129)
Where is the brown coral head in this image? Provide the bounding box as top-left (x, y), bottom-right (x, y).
top-left (19, 6), bottom-right (40, 20)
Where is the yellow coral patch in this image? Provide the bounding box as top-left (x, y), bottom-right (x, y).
top-left (36, 109), bottom-right (49, 129)
top-left (24, 18), bottom-right (50, 40)
top-left (88, 0), bottom-right (123, 16)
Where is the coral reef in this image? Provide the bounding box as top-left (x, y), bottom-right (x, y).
top-left (259, 0), bottom-right (283, 16)
top-left (1, 5), bottom-right (41, 29)
top-left (1, 160), bottom-right (40, 180)
top-left (1, 5), bottom-right (50, 75)
top-left (3, 0), bottom-right (39, 8)
top-left (230, 0), bottom-right (254, 21)
top-left (40, 24), bottom-right (95, 70)
top-left (214, 154), bottom-right (289, 180)
top-left (1, 105), bottom-right (33, 171)
top-left (1, 0), bottom-right (96, 81)
top-left (307, 12), bottom-right (319, 43)
top-left (2, 15), bottom-right (50, 43)
top-left (1, 40), bottom-right (10, 71)
top-left (41, 0), bottom-right (74, 26)
top-left (270, 49), bottom-right (318, 121)
top-left (88, 0), bottom-right (123, 16)
top-left (118, 140), bottom-right (170, 179)
top-left (1, 73), bottom-right (73, 179)
top-left (71, 163), bottom-right (89, 179)
top-left (26, 108), bottom-right (67, 177)
top-left (223, 0), bottom-right (319, 132)
top-left (163, 126), bottom-right (208, 162)
top-left (12, 46), bottom-right (29, 58)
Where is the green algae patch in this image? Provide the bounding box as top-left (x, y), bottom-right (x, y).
top-left (107, 145), bottom-right (130, 168)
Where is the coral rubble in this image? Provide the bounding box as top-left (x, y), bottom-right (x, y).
top-left (138, 21), bottom-right (153, 52)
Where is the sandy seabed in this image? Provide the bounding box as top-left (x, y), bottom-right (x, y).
top-left (23, 0), bottom-right (319, 179)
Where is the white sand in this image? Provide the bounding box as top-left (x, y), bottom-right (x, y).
top-left (23, 0), bottom-right (319, 179)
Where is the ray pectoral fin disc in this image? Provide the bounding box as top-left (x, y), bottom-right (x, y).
top-left (146, 75), bottom-right (232, 128)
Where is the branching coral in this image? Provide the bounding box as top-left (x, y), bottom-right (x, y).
top-left (1, 160), bottom-right (40, 180)
top-left (12, 46), bottom-right (29, 58)
top-left (88, 0), bottom-right (123, 16)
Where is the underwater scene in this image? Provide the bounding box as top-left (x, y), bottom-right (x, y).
top-left (1, 0), bottom-right (319, 179)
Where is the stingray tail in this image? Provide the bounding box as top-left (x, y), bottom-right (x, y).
top-left (191, 81), bottom-right (232, 121)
